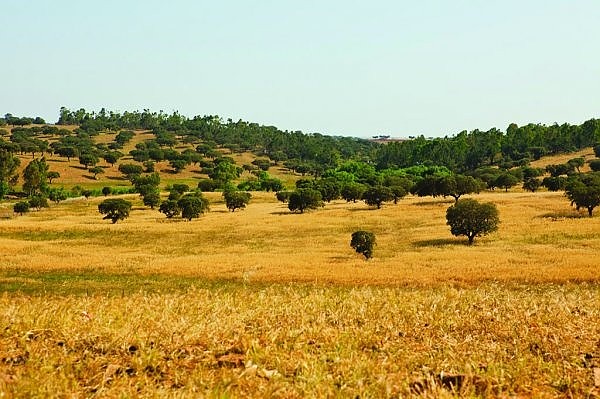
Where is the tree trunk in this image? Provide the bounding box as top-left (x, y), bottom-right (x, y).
top-left (588, 207), bottom-right (594, 217)
top-left (467, 235), bottom-right (474, 245)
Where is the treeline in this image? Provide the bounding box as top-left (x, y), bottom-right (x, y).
top-left (56, 107), bottom-right (377, 174)
top-left (377, 121), bottom-right (600, 171)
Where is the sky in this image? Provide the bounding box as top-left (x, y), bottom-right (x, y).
top-left (1, 0), bottom-right (599, 138)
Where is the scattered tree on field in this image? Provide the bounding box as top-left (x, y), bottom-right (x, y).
top-left (28, 194), bottom-right (49, 210)
top-left (118, 163), bottom-right (143, 181)
top-left (102, 186), bottom-right (112, 196)
top-left (362, 185), bottom-right (393, 209)
top-left (275, 191), bottom-right (292, 203)
top-left (13, 201), bottom-right (29, 216)
top-left (288, 188), bottom-right (323, 213)
top-left (523, 178), bottom-right (541, 192)
top-left (177, 193), bottom-right (209, 220)
top-left (159, 200), bottom-right (180, 218)
top-left (565, 173), bottom-right (600, 216)
top-left (494, 173), bottom-right (519, 192)
top-left (223, 190), bottom-right (251, 212)
top-left (47, 171), bottom-right (60, 184)
top-left (22, 158), bottom-right (49, 196)
top-left (89, 166), bottom-right (104, 179)
top-left (143, 190), bottom-right (161, 209)
top-left (446, 199), bottom-right (500, 245)
top-left (98, 198), bottom-right (132, 223)
top-left (350, 230), bottom-right (376, 260)
top-left (48, 187), bottom-right (68, 204)
top-left (341, 182), bottom-right (366, 203)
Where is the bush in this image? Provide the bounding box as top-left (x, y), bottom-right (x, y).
top-left (589, 159), bottom-right (600, 172)
top-left (350, 231), bottom-right (376, 260)
top-left (102, 186), bottom-right (112, 196)
top-left (159, 200), bottom-right (180, 218)
top-left (446, 199), bottom-right (500, 245)
top-left (177, 193), bottom-right (210, 221)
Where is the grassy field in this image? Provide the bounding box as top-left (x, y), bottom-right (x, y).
top-left (0, 188), bottom-right (599, 397)
top-left (2, 132), bottom-right (600, 396)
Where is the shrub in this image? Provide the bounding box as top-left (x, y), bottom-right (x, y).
top-left (13, 201), bottom-right (30, 216)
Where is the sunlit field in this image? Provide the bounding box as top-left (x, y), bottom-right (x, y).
top-left (0, 191), bottom-right (598, 285)
top-left (1, 187), bottom-right (600, 397)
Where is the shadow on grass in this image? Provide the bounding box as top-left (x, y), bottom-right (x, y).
top-left (69, 165), bottom-right (88, 171)
top-left (413, 238), bottom-right (467, 247)
top-left (47, 158), bottom-right (68, 163)
top-left (0, 269), bottom-right (257, 295)
top-left (539, 211), bottom-right (588, 220)
top-left (412, 199), bottom-right (454, 206)
top-left (106, 176), bottom-right (127, 181)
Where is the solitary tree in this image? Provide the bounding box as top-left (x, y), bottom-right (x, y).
top-left (288, 188), bottom-right (323, 213)
top-left (102, 186), bottom-right (112, 196)
top-left (223, 190), bottom-right (251, 212)
top-left (350, 230), bottom-right (376, 260)
top-left (494, 173), bottom-right (519, 192)
top-left (565, 173), bottom-right (600, 216)
top-left (98, 198), bottom-right (132, 223)
top-left (142, 189), bottom-right (161, 209)
top-left (446, 199), bottom-right (500, 245)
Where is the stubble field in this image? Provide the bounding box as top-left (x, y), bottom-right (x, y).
top-left (1, 190), bottom-right (599, 397)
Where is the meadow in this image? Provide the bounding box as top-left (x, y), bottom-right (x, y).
top-left (1, 187), bottom-right (600, 397)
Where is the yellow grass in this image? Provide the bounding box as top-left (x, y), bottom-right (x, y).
top-left (0, 191), bottom-right (597, 285)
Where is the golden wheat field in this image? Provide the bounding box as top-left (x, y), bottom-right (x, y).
top-left (1, 185), bottom-right (600, 397)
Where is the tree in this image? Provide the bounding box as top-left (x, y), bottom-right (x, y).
top-left (118, 163), bottom-right (143, 181)
top-left (275, 191), bottom-right (292, 203)
top-left (102, 186), bottom-right (112, 196)
top-left (565, 173), bottom-right (600, 216)
top-left (142, 190), bottom-right (161, 209)
top-left (47, 171), bottom-right (60, 184)
top-left (223, 190), bottom-right (251, 212)
top-left (350, 231), bottom-right (376, 260)
top-left (389, 185), bottom-right (408, 204)
top-left (159, 200), bottom-right (180, 218)
top-left (0, 150), bottom-right (20, 196)
top-left (446, 199), bottom-right (500, 245)
top-left (362, 185), bottom-right (393, 209)
top-left (177, 193), bottom-right (209, 220)
top-left (567, 157), bottom-right (585, 173)
top-left (103, 151), bottom-right (123, 166)
top-left (89, 166), bottom-right (104, 179)
top-left (79, 153), bottom-right (99, 170)
top-left (494, 173), bottom-right (519, 192)
top-left (13, 201), bottom-right (30, 216)
top-left (48, 187), bottom-right (68, 204)
top-left (169, 159), bottom-right (187, 173)
top-left (22, 158), bottom-right (49, 196)
top-left (28, 194), bottom-right (49, 210)
top-left (542, 176), bottom-right (567, 191)
top-left (589, 159), bottom-right (600, 172)
top-left (288, 188), bottom-right (324, 213)
top-left (523, 178), bottom-right (541, 192)
top-left (341, 182), bottom-right (366, 203)
top-left (594, 145), bottom-right (600, 158)
top-left (98, 198), bottom-right (132, 223)
top-left (54, 146), bottom-right (78, 162)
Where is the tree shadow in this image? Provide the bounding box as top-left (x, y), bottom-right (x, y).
top-left (538, 211), bottom-right (586, 220)
top-left (270, 211), bottom-right (296, 215)
top-left (106, 176), bottom-right (127, 181)
top-left (413, 238), bottom-right (466, 247)
top-left (69, 165), bottom-right (87, 171)
top-left (47, 158), bottom-right (68, 163)
top-left (82, 175), bottom-right (97, 181)
top-left (413, 199), bottom-right (454, 206)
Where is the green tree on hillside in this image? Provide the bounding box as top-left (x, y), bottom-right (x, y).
top-left (223, 190), bottom-right (251, 212)
top-left (362, 186), bottom-right (393, 209)
top-left (22, 158), bottom-right (49, 196)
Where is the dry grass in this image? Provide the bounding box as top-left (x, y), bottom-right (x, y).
top-left (0, 191), bottom-right (597, 285)
top-left (3, 138), bottom-right (600, 396)
top-left (530, 147), bottom-right (596, 171)
top-left (1, 284), bottom-right (599, 397)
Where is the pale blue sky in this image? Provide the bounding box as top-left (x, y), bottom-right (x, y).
top-left (1, 1), bottom-right (598, 137)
